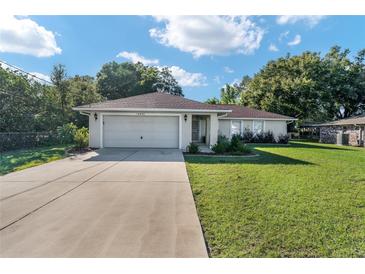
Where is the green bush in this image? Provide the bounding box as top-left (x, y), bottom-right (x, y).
top-left (57, 123), bottom-right (77, 144)
top-left (277, 134), bottom-right (289, 144)
top-left (186, 142), bottom-right (200, 154)
top-left (218, 135), bottom-right (230, 144)
top-left (212, 142), bottom-right (227, 154)
top-left (212, 135), bottom-right (230, 153)
top-left (233, 143), bottom-right (252, 154)
top-left (242, 129), bottom-right (254, 143)
top-left (263, 131), bottom-right (276, 143)
top-left (73, 127), bottom-right (89, 148)
top-left (212, 134), bottom-right (252, 155)
top-left (253, 132), bottom-right (265, 143)
top-left (229, 134), bottom-right (242, 151)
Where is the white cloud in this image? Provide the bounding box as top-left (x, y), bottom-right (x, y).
top-left (115, 50), bottom-right (206, 87)
top-left (150, 16), bottom-right (264, 58)
top-left (288, 34), bottom-right (302, 46)
top-left (278, 31), bottom-right (290, 42)
top-left (0, 16), bottom-right (61, 57)
top-left (116, 51), bottom-right (159, 65)
top-left (29, 72), bottom-right (51, 83)
top-left (168, 66), bottom-right (207, 87)
top-left (276, 16), bottom-right (326, 27)
top-left (268, 43), bottom-right (279, 52)
top-left (224, 66), bottom-right (234, 73)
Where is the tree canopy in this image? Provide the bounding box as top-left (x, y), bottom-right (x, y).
top-left (207, 46), bottom-right (365, 121)
top-left (96, 62), bottom-right (183, 100)
top-left (1, 61), bottom-right (183, 132)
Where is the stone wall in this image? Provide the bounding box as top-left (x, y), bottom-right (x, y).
top-left (320, 126), bottom-right (362, 146)
top-left (345, 129), bottom-right (359, 146)
top-left (320, 127), bottom-right (338, 144)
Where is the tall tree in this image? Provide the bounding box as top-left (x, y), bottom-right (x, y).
top-left (134, 62), bottom-right (160, 93)
top-left (206, 83), bottom-right (242, 104)
top-left (220, 84), bottom-right (240, 104)
top-left (96, 62), bottom-right (183, 99)
top-left (96, 62), bottom-right (138, 100)
top-left (153, 67), bottom-right (183, 96)
top-left (323, 46), bottom-right (365, 119)
top-left (50, 64), bottom-right (70, 120)
top-left (68, 75), bottom-right (103, 127)
top-left (0, 66), bottom-right (58, 131)
top-left (240, 51), bottom-right (333, 120)
top-left (205, 97), bottom-right (220, 104)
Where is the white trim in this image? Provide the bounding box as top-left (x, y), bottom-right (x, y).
top-left (179, 114), bottom-right (182, 149)
top-left (100, 112), bottom-right (182, 149)
top-left (229, 120), bottom-right (232, 138)
top-left (100, 113), bottom-right (103, 148)
top-left (73, 107), bottom-right (231, 113)
top-left (219, 117), bottom-right (297, 121)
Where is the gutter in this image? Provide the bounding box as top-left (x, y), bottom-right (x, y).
top-left (72, 107), bottom-right (232, 114)
top-left (79, 111), bottom-right (91, 117)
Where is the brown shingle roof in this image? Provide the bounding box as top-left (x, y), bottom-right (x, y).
top-left (74, 92), bottom-right (295, 120)
top-left (319, 115), bottom-right (365, 126)
top-left (74, 92), bottom-right (230, 112)
top-left (215, 104), bottom-right (295, 120)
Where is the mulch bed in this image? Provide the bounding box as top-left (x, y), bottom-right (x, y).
top-left (183, 152), bottom-right (258, 157)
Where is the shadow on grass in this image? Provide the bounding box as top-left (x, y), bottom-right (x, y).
top-left (0, 146), bottom-right (67, 175)
top-left (289, 141), bottom-right (357, 151)
top-left (185, 148), bottom-right (314, 165)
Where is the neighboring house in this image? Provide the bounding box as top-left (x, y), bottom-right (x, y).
top-left (319, 115), bottom-right (365, 147)
top-left (73, 92), bottom-right (295, 150)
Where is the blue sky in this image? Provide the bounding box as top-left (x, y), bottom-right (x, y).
top-left (0, 15), bottom-right (364, 101)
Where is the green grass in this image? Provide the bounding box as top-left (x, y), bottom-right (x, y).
top-left (0, 145), bottom-right (71, 175)
top-left (185, 141), bottom-right (365, 257)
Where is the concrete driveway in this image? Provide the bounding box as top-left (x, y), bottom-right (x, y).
top-left (0, 149), bottom-right (207, 258)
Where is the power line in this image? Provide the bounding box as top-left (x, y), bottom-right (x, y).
top-left (0, 60), bottom-right (53, 85)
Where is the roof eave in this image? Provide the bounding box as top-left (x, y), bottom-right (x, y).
top-left (218, 117), bottom-right (297, 121)
top-left (72, 107), bottom-right (232, 113)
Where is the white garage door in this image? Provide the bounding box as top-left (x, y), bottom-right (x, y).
top-left (103, 115), bottom-right (179, 148)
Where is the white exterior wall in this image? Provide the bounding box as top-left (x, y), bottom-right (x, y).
top-left (87, 111), bottom-right (211, 150)
top-left (209, 113), bottom-right (219, 146)
top-left (218, 120), bottom-right (231, 138)
top-left (88, 111), bottom-right (289, 149)
top-left (264, 120), bottom-right (287, 139)
top-left (218, 119), bottom-right (287, 139)
top-left (89, 112), bottom-right (101, 148)
top-left (181, 113), bottom-right (192, 150)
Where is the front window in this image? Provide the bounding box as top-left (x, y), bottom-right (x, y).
top-left (253, 120), bottom-right (264, 134)
top-left (231, 121), bottom-right (241, 136)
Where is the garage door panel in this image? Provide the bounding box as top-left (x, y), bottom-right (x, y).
top-left (103, 116), bottom-right (179, 148)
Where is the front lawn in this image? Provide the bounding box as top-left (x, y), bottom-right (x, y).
top-left (185, 141), bottom-right (365, 257)
top-left (0, 145), bottom-right (71, 175)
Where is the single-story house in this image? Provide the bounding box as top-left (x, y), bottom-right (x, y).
top-left (73, 92), bottom-right (295, 150)
top-left (319, 115), bottom-right (365, 146)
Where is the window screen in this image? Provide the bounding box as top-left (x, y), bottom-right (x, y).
top-left (231, 121), bottom-right (241, 136)
top-left (253, 120), bottom-right (264, 134)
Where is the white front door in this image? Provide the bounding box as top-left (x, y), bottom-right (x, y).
top-left (103, 115), bottom-right (179, 148)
